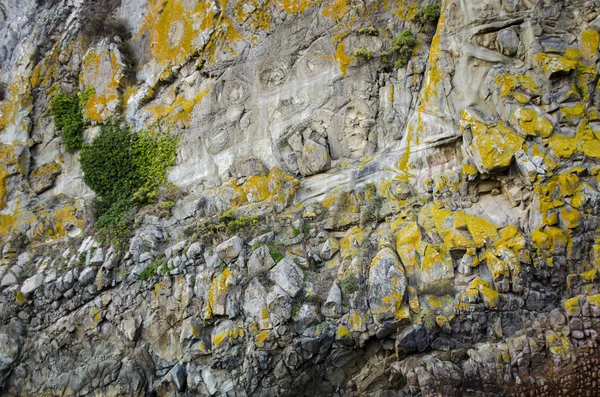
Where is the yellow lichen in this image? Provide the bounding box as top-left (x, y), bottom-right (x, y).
top-left (283, 0), bottom-right (315, 14)
top-left (512, 107), bottom-right (554, 138)
top-left (205, 268), bottom-right (233, 319)
top-left (145, 87), bottom-right (210, 128)
top-left (460, 108), bottom-right (524, 172)
top-left (81, 46), bottom-right (123, 122)
top-left (494, 73), bottom-right (540, 103)
top-left (535, 52), bottom-right (578, 75)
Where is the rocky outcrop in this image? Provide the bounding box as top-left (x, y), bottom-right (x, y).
top-left (1, 0), bottom-right (600, 396)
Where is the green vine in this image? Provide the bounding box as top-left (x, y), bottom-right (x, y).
top-left (79, 118), bottom-right (178, 248)
top-left (50, 87), bottom-right (94, 152)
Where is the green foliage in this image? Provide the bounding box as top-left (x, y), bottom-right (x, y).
top-left (340, 275), bottom-right (358, 295)
top-left (50, 87), bottom-right (94, 152)
top-left (414, 3), bottom-right (441, 33)
top-left (139, 260), bottom-right (164, 281)
top-left (193, 210), bottom-right (260, 244)
top-left (353, 48), bottom-right (374, 60)
top-left (252, 241), bottom-right (261, 251)
top-left (80, 118), bottom-right (178, 247)
top-left (292, 227), bottom-right (301, 237)
top-left (391, 30), bottom-right (416, 69)
top-left (269, 246), bottom-right (285, 263)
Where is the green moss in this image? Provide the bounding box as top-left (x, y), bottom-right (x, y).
top-left (421, 311), bottom-right (437, 329)
top-left (340, 274), bottom-right (358, 295)
top-left (414, 3), bottom-right (441, 33)
top-left (419, 279), bottom-right (457, 296)
top-left (292, 227), bottom-right (301, 237)
top-left (360, 195), bottom-right (384, 225)
top-left (50, 87), bottom-right (94, 152)
top-left (391, 30), bottom-right (416, 69)
top-left (358, 26), bottom-right (378, 36)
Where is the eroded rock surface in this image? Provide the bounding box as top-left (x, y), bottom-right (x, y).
top-left (1, 0), bottom-right (600, 396)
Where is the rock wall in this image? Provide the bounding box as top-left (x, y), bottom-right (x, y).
top-left (1, 0), bottom-right (600, 395)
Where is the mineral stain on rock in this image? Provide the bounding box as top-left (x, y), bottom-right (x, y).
top-left (1, 0), bottom-right (600, 396)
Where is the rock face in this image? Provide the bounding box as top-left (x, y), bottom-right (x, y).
top-left (1, 0), bottom-right (600, 396)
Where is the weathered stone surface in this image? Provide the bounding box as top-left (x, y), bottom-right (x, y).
top-left (368, 248), bottom-right (407, 325)
top-left (215, 237), bottom-right (243, 264)
top-left (1, 0), bottom-right (600, 396)
top-left (20, 274), bottom-right (44, 296)
top-left (269, 256), bottom-right (304, 298)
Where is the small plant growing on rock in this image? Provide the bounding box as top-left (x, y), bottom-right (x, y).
top-left (192, 209), bottom-right (260, 244)
top-left (139, 260), bottom-right (163, 281)
top-left (421, 311), bottom-right (438, 329)
top-left (391, 30), bottom-right (416, 69)
top-left (353, 48), bottom-right (374, 60)
top-left (269, 245), bottom-right (285, 263)
top-left (414, 3), bottom-right (442, 34)
top-left (419, 280), bottom-right (457, 296)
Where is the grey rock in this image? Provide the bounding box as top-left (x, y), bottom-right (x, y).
top-left (78, 267), bottom-right (96, 286)
top-left (247, 245), bottom-right (276, 275)
top-left (267, 285), bottom-right (293, 326)
top-left (320, 237), bottom-right (339, 261)
top-left (171, 364), bottom-right (186, 392)
top-left (186, 242), bottom-right (204, 260)
top-left (1, 272), bottom-right (18, 290)
top-left (215, 236), bottom-right (243, 264)
top-left (368, 248), bottom-right (407, 325)
top-left (269, 256), bottom-right (304, 298)
top-left (20, 274), bottom-right (44, 296)
top-left (89, 248), bottom-right (104, 265)
top-left (321, 283), bottom-right (342, 318)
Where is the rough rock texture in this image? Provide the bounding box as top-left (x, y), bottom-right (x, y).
top-left (1, 0), bottom-right (600, 396)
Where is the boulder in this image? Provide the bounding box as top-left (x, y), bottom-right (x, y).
top-left (20, 274), bottom-right (44, 296)
top-left (215, 236), bottom-right (243, 264)
top-left (368, 248), bottom-right (407, 325)
top-left (269, 256), bottom-right (304, 297)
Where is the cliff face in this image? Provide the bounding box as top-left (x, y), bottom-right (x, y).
top-left (1, 0), bottom-right (600, 395)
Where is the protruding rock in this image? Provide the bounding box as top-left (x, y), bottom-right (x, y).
top-left (320, 237), bottom-right (340, 261)
top-left (247, 246), bottom-right (276, 275)
top-left (322, 283), bottom-right (342, 318)
top-left (368, 248), bottom-right (407, 325)
top-left (269, 256), bottom-right (304, 298)
top-left (215, 236), bottom-right (243, 264)
top-left (20, 274), bottom-right (44, 296)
